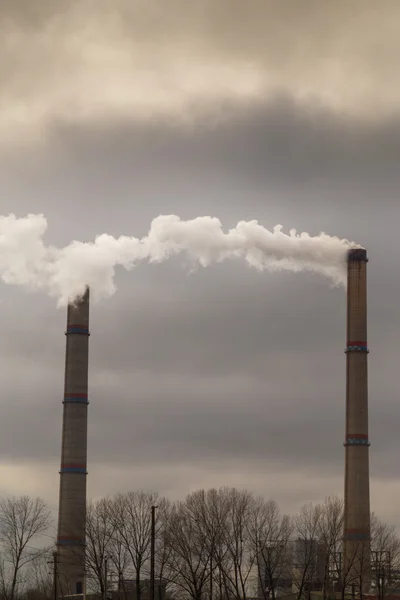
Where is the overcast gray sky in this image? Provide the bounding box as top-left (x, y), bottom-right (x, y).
top-left (1, 0), bottom-right (400, 533)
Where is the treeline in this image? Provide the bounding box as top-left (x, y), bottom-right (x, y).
top-left (83, 489), bottom-right (400, 600)
top-left (0, 490), bottom-right (399, 600)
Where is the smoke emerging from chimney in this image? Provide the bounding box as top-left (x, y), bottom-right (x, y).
top-left (0, 213), bottom-right (360, 306)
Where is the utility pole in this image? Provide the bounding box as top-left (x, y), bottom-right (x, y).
top-left (104, 557), bottom-right (108, 600)
top-left (209, 552), bottom-right (213, 600)
top-left (48, 551), bottom-right (59, 600)
top-left (118, 570), bottom-right (122, 600)
top-left (150, 505), bottom-right (158, 600)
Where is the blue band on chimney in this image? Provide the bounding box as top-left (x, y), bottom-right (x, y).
top-left (343, 530), bottom-right (370, 541)
top-left (66, 326), bottom-right (90, 335)
top-left (59, 467), bottom-right (88, 474)
top-left (344, 438), bottom-right (370, 447)
top-left (63, 394), bottom-right (88, 404)
top-left (346, 345), bottom-right (369, 353)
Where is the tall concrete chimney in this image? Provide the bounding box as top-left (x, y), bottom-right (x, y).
top-left (56, 288), bottom-right (90, 596)
top-left (343, 249), bottom-right (370, 588)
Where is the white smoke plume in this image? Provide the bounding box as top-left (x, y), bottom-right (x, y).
top-left (0, 213), bottom-right (359, 306)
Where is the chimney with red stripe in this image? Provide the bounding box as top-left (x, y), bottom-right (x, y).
top-left (56, 287), bottom-right (90, 596)
top-left (343, 249), bottom-right (370, 589)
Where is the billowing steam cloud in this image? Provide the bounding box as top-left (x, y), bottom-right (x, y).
top-left (0, 213), bottom-right (358, 306)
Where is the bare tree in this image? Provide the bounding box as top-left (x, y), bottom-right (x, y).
top-left (165, 488), bottom-right (289, 600)
top-left (112, 491), bottom-right (158, 600)
top-left (169, 487), bottom-right (256, 600)
top-left (198, 488), bottom-right (231, 600)
top-left (370, 513), bottom-right (400, 599)
top-left (107, 522), bottom-right (132, 600)
top-left (0, 496), bottom-right (51, 600)
top-left (317, 496), bottom-right (344, 599)
top-left (154, 499), bottom-right (175, 600)
top-left (188, 489), bottom-right (238, 600)
top-left (219, 488), bottom-right (257, 600)
top-left (293, 503), bottom-right (323, 600)
top-left (249, 498), bottom-right (293, 600)
top-left (23, 552), bottom-right (53, 600)
top-left (164, 498), bottom-right (210, 600)
top-left (85, 498), bottom-right (116, 594)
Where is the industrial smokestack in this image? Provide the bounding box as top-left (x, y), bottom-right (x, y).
top-left (343, 249), bottom-right (370, 589)
top-left (56, 288), bottom-right (90, 596)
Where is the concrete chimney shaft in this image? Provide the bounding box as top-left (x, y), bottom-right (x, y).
top-left (56, 288), bottom-right (90, 596)
top-left (343, 249), bottom-right (370, 587)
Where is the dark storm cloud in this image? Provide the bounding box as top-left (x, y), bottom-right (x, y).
top-left (1, 0), bottom-right (400, 147)
top-left (49, 97), bottom-right (400, 197)
top-left (3, 96), bottom-right (400, 232)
